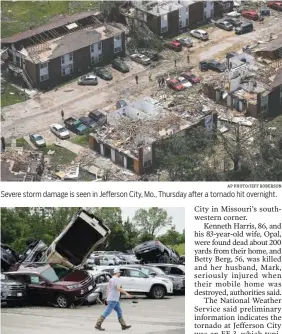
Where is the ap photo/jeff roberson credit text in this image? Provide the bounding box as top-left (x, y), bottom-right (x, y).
top-left (0, 207), bottom-right (185, 334)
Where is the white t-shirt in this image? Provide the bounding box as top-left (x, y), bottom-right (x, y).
top-left (107, 276), bottom-right (121, 301)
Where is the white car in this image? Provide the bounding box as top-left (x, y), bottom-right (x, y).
top-left (130, 53), bottom-right (151, 65)
top-left (190, 29), bottom-right (209, 41)
top-left (178, 77), bottom-right (192, 88)
top-left (99, 266), bottom-right (173, 299)
top-left (226, 11), bottom-right (241, 18)
top-left (49, 123), bottom-right (70, 139)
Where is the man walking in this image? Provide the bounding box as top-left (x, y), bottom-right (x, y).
top-left (61, 110), bottom-right (64, 120)
top-left (135, 75), bottom-right (138, 84)
top-left (95, 268), bottom-right (132, 331)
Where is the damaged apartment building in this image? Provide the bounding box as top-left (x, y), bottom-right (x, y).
top-left (125, 0), bottom-right (229, 37)
top-left (202, 52), bottom-right (282, 118)
top-left (1, 12), bottom-right (125, 90)
top-left (88, 96), bottom-right (218, 175)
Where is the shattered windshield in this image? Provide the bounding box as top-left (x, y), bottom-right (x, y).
top-left (41, 264), bottom-right (70, 283)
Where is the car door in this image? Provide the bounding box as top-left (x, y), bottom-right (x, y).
top-left (26, 274), bottom-right (50, 305)
top-left (125, 269), bottom-right (149, 292)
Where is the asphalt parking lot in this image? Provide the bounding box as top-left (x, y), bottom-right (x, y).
top-left (1, 296), bottom-right (184, 334)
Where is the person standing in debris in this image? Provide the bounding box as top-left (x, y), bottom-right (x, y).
top-left (174, 59), bottom-right (177, 67)
top-left (135, 75), bottom-right (138, 84)
top-left (148, 71), bottom-right (152, 82)
top-left (61, 110), bottom-right (64, 120)
top-left (161, 77), bottom-right (165, 87)
top-left (158, 77), bottom-right (161, 88)
top-left (187, 53), bottom-right (190, 63)
top-left (95, 268), bottom-right (132, 331)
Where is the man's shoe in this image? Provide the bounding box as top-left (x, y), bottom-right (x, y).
top-left (95, 316), bottom-right (105, 331)
top-left (118, 317), bottom-right (131, 330)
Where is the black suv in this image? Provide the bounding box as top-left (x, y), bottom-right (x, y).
top-left (133, 240), bottom-right (179, 264)
top-left (1, 243), bottom-right (19, 272)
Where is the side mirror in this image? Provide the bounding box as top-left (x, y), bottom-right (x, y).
top-left (150, 273), bottom-right (157, 277)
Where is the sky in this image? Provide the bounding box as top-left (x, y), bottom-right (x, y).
top-left (121, 207), bottom-right (185, 235)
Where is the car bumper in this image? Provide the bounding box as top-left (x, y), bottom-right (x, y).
top-left (1, 291), bottom-right (26, 302)
top-left (172, 283), bottom-right (183, 291)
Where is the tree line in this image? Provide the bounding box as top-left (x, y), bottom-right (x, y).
top-left (1, 207), bottom-right (185, 254)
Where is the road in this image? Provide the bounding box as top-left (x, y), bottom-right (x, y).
top-left (1, 13), bottom-right (281, 140)
top-left (1, 296), bottom-right (185, 334)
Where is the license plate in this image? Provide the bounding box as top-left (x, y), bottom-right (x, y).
top-left (17, 293), bottom-right (22, 297)
top-left (88, 285), bottom-right (93, 291)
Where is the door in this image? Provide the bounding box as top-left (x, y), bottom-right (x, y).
top-left (125, 269), bottom-right (149, 292)
top-left (27, 274), bottom-right (50, 305)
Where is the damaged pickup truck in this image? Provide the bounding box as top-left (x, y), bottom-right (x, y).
top-left (4, 208), bottom-right (111, 308)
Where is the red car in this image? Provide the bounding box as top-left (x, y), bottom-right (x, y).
top-left (267, 1), bottom-right (282, 11)
top-left (241, 10), bottom-right (259, 20)
top-left (164, 40), bottom-right (182, 52)
top-left (181, 72), bottom-right (201, 84)
top-left (5, 263), bottom-right (96, 308)
top-left (166, 79), bottom-right (185, 91)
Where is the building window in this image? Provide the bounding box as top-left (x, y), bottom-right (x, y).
top-left (98, 42), bottom-right (102, 51)
top-left (162, 14), bottom-right (168, 21)
top-left (204, 1), bottom-right (207, 8)
top-left (91, 55), bottom-right (102, 64)
top-left (61, 56), bottom-right (65, 65)
top-left (161, 26), bottom-right (168, 33)
top-left (90, 44), bottom-right (94, 53)
top-left (144, 160), bottom-right (152, 168)
top-left (179, 20), bottom-right (183, 28)
top-left (69, 53), bottom-right (73, 61)
top-left (260, 94), bottom-right (268, 113)
top-left (114, 46), bottom-right (122, 53)
top-left (40, 74), bottom-right (49, 82)
top-left (40, 62), bottom-right (48, 69)
top-left (61, 64), bottom-right (74, 76)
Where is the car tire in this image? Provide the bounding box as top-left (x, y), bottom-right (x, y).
top-left (56, 294), bottom-right (70, 308)
top-left (159, 254), bottom-right (169, 263)
top-left (150, 285), bottom-right (166, 299)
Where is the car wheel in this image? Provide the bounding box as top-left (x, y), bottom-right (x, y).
top-left (56, 294), bottom-right (70, 308)
top-left (150, 285), bottom-right (165, 299)
top-left (159, 254), bottom-right (169, 263)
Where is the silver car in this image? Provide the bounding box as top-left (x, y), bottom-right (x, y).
top-left (176, 37), bottom-right (193, 47)
top-left (130, 54), bottom-right (151, 65)
top-left (78, 74), bottom-right (98, 86)
top-left (87, 272), bottom-right (112, 304)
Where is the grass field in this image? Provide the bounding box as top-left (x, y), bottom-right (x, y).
top-left (1, 1), bottom-right (99, 38)
top-left (1, 84), bottom-right (28, 107)
top-left (42, 145), bottom-right (77, 166)
top-left (173, 243), bottom-right (185, 255)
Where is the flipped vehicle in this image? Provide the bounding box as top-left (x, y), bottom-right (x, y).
top-left (5, 263), bottom-right (95, 308)
top-left (64, 117), bottom-right (88, 135)
top-left (49, 123), bottom-right (70, 139)
top-left (164, 40), bottom-right (182, 52)
top-left (130, 54), bottom-right (151, 65)
top-left (1, 273), bottom-right (27, 306)
top-left (123, 264), bottom-right (184, 293)
top-left (94, 67), bottom-right (113, 81)
top-left (181, 72), bottom-right (200, 84)
top-left (214, 20), bottom-right (233, 31)
top-left (177, 76), bottom-right (192, 88)
top-left (29, 133), bottom-right (46, 148)
top-left (199, 60), bottom-right (227, 72)
top-left (40, 208), bottom-right (111, 270)
top-left (88, 110), bottom-right (107, 127)
top-left (176, 37), bottom-right (193, 47)
top-left (190, 29), bottom-right (209, 41)
top-left (166, 79), bottom-right (185, 91)
top-left (101, 266), bottom-right (173, 299)
top-left (117, 254), bottom-right (140, 264)
top-left (77, 74), bottom-right (98, 86)
top-left (87, 272), bottom-right (112, 304)
top-left (134, 240), bottom-right (180, 264)
top-left (112, 58), bottom-right (129, 73)
top-left (226, 51), bottom-right (239, 59)
top-left (1, 243), bottom-right (19, 272)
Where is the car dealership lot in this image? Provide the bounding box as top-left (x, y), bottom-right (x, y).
top-left (1, 296), bottom-right (184, 334)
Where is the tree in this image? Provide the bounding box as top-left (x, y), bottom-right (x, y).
top-left (123, 217), bottom-right (139, 250)
top-left (133, 208), bottom-right (172, 238)
top-left (158, 225), bottom-right (182, 245)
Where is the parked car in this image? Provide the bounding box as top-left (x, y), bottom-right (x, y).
top-left (241, 10), bottom-right (259, 20)
top-left (179, 255), bottom-right (185, 265)
top-left (87, 272), bottom-right (112, 304)
top-left (94, 67), bottom-right (113, 80)
top-left (166, 79), bottom-right (185, 91)
top-left (77, 74), bottom-right (98, 85)
top-left (215, 20), bottom-right (233, 31)
top-left (176, 37), bottom-right (193, 47)
top-left (116, 99), bottom-right (127, 109)
top-left (49, 123), bottom-right (70, 139)
top-left (40, 208), bottom-right (111, 269)
top-left (1, 273), bottom-right (27, 306)
top-left (190, 29), bottom-right (209, 41)
top-left (138, 50), bottom-right (159, 61)
top-left (101, 266), bottom-right (173, 299)
top-left (1, 243), bottom-right (19, 272)
top-left (181, 72), bottom-right (200, 84)
top-left (149, 264), bottom-right (185, 291)
top-left (177, 76), bottom-right (192, 88)
top-left (235, 22), bottom-right (254, 35)
top-left (79, 116), bottom-right (99, 129)
top-left (199, 60), bottom-right (227, 72)
top-left (117, 254), bottom-right (140, 264)
top-left (99, 255), bottom-right (116, 266)
top-left (112, 58), bottom-right (129, 73)
top-left (123, 264), bottom-right (184, 293)
top-left (164, 40), bottom-right (182, 51)
top-left (88, 110), bottom-right (107, 127)
top-left (226, 11), bottom-right (241, 18)
top-left (260, 8), bottom-right (271, 16)
top-left (226, 51), bottom-right (239, 59)
top-left (267, 1), bottom-right (282, 11)
top-left (223, 17), bottom-right (242, 27)
top-left (29, 133), bottom-right (46, 148)
top-left (5, 263), bottom-right (95, 308)
top-left (134, 240), bottom-right (180, 264)
top-left (130, 54), bottom-right (151, 65)
top-left (64, 117), bottom-right (88, 135)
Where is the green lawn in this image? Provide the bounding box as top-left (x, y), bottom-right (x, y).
top-left (16, 137), bottom-right (31, 149)
top-left (70, 134), bottom-right (89, 147)
top-left (174, 243), bottom-right (185, 255)
top-left (1, 1), bottom-right (99, 38)
top-left (42, 145), bottom-right (77, 166)
top-left (1, 84), bottom-right (28, 107)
